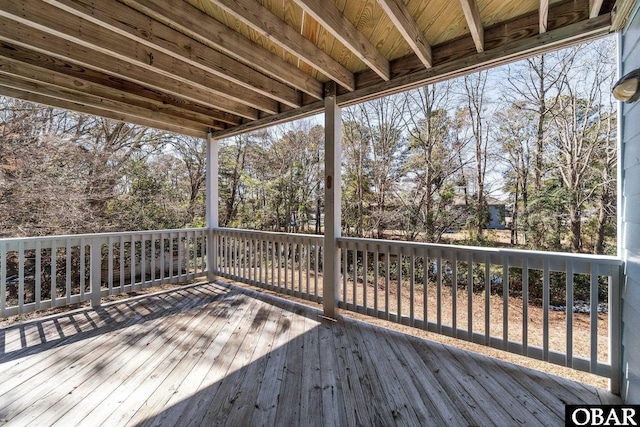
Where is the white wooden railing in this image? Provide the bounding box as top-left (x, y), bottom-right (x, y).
top-left (337, 237), bottom-right (622, 385)
top-left (0, 228), bottom-right (208, 317)
top-left (1, 226), bottom-right (623, 385)
top-left (209, 229), bottom-right (621, 385)
top-left (211, 228), bottom-right (324, 302)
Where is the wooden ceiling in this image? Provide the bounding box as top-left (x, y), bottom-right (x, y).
top-left (0, 0), bottom-right (636, 139)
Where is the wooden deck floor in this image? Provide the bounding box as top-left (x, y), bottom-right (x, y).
top-left (0, 281), bottom-right (620, 426)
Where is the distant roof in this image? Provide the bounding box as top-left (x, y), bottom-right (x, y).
top-left (453, 195), bottom-right (506, 206)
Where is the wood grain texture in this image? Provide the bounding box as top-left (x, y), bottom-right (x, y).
top-left (376, 0), bottom-right (432, 67)
top-left (47, 0), bottom-right (303, 108)
top-left (0, 0), bottom-right (622, 137)
top-left (294, 0), bottom-right (391, 81)
top-left (209, 0), bottom-right (355, 91)
top-left (590, 0), bottom-right (605, 18)
top-left (0, 85), bottom-right (207, 137)
top-left (0, 0), bottom-right (279, 114)
top-left (0, 15), bottom-right (260, 120)
top-left (540, 0), bottom-right (550, 33)
top-left (0, 281), bottom-right (620, 426)
top-left (459, 0), bottom-right (485, 52)
top-left (122, 0), bottom-right (322, 99)
top-left (0, 58), bottom-right (223, 131)
top-left (212, 7), bottom-right (611, 139)
top-left (0, 40), bottom-right (239, 126)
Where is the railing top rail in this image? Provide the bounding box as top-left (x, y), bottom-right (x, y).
top-left (214, 227), bottom-right (323, 241)
top-left (0, 227), bottom-right (208, 244)
top-left (337, 236), bottom-right (622, 266)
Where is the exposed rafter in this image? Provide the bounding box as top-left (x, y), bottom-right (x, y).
top-left (590, 0), bottom-right (604, 18)
top-left (0, 56), bottom-right (224, 132)
top-left (540, 0), bottom-right (550, 33)
top-left (376, 0), bottom-right (432, 68)
top-left (0, 40), bottom-right (241, 127)
top-left (45, 0), bottom-right (302, 109)
top-left (0, 4), bottom-right (262, 119)
top-left (0, 0), bottom-right (626, 139)
top-left (208, 0), bottom-right (356, 91)
top-left (120, 0), bottom-right (324, 99)
top-left (459, 0), bottom-right (485, 53)
top-left (292, 0), bottom-right (391, 81)
top-left (0, 85), bottom-right (208, 137)
top-left (212, 9), bottom-right (613, 139)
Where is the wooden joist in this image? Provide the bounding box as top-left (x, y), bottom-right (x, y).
top-left (121, 0), bottom-right (325, 99)
top-left (0, 57), bottom-right (224, 132)
top-left (459, 0), bottom-right (485, 53)
top-left (376, 0), bottom-right (432, 68)
top-left (293, 0), bottom-right (391, 81)
top-left (0, 85), bottom-right (208, 137)
top-left (0, 1), bottom-right (278, 116)
top-left (540, 0), bottom-right (550, 33)
top-left (0, 16), bottom-right (261, 120)
top-left (0, 0), bottom-right (628, 139)
top-left (0, 40), bottom-right (240, 127)
top-left (46, 0), bottom-right (302, 109)
top-left (590, 0), bottom-right (605, 18)
top-left (206, 0), bottom-right (356, 92)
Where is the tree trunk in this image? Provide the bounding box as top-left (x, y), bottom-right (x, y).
top-left (568, 205), bottom-right (582, 253)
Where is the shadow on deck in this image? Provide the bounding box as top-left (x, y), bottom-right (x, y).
top-left (0, 281), bottom-right (621, 426)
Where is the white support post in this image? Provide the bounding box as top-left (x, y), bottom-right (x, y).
top-left (323, 83), bottom-right (342, 318)
top-left (206, 132), bottom-right (219, 282)
top-left (90, 238), bottom-right (102, 308)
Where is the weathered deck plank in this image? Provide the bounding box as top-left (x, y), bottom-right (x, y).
top-left (0, 281), bottom-right (621, 427)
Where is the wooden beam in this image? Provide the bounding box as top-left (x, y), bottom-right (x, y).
top-left (45, 0), bottom-right (302, 109)
top-left (376, 0), bottom-right (432, 68)
top-left (0, 85), bottom-right (208, 138)
top-left (0, 41), bottom-right (239, 127)
top-left (208, 0), bottom-right (356, 91)
top-left (292, 0), bottom-right (391, 81)
top-left (540, 0), bottom-right (550, 33)
top-left (120, 0), bottom-right (324, 99)
top-left (0, 15), bottom-right (259, 120)
top-left (0, 1), bottom-right (278, 115)
top-left (459, 0), bottom-right (484, 52)
top-left (590, 0), bottom-right (604, 18)
top-left (0, 57), bottom-right (225, 131)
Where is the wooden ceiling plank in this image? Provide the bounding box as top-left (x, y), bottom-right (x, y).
top-left (292, 0), bottom-right (391, 81)
top-left (540, 0), bottom-right (550, 33)
top-left (459, 0), bottom-right (485, 52)
top-left (590, 0), bottom-right (604, 18)
top-left (0, 40), bottom-right (240, 127)
top-left (0, 85), bottom-right (208, 138)
top-left (0, 57), bottom-right (224, 131)
top-left (45, 0), bottom-right (302, 109)
top-left (121, 0), bottom-right (324, 99)
top-left (375, 0), bottom-right (432, 68)
top-left (208, 0), bottom-right (356, 91)
top-left (0, 15), bottom-right (259, 120)
top-left (0, 0), bottom-right (279, 114)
